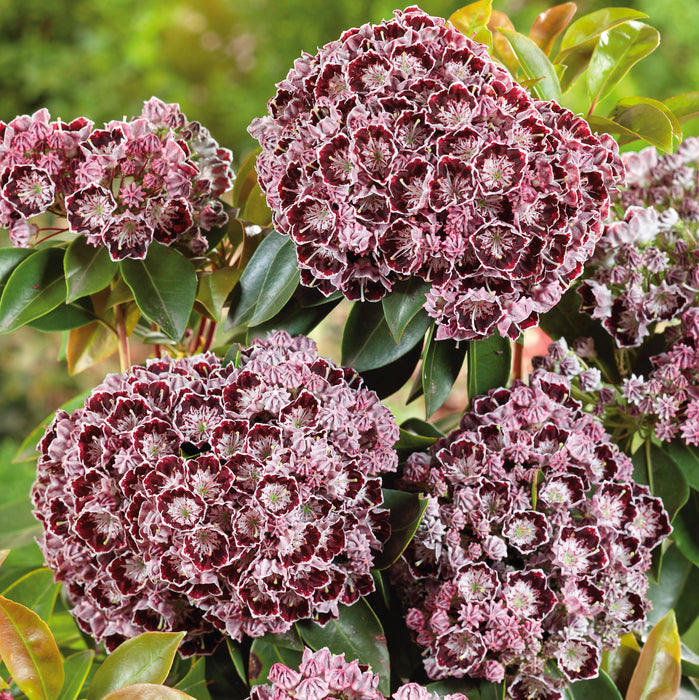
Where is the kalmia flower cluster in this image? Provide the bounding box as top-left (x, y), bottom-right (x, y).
top-left (391, 371), bottom-right (670, 699)
top-left (1, 97), bottom-right (233, 259)
top-left (249, 647), bottom-right (467, 700)
top-left (249, 6), bottom-right (623, 341)
top-left (579, 139), bottom-right (699, 347)
top-left (538, 323), bottom-right (699, 447)
top-left (32, 331), bottom-right (398, 655)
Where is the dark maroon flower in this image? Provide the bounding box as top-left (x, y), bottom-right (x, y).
top-left (32, 331), bottom-right (397, 655)
top-left (392, 370), bottom-right (670, 696)
top-left (249, 7), bottom-right (623, 341)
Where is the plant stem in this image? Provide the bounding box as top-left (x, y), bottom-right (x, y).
top-left (115, 304), bottom-right (131, 372)
top-left (190, 317), bottom-right (207, 355)
top-left (513, 339), bottom-right (523, 381)
top-left (203, 320), bottom-right (217, 353)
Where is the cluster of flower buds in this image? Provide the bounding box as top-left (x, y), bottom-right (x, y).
top-left (250, 6), bottom-right (623, 341)
top-left (0, 97), bottom-right (233, 259)
top-left (249, 647), bottom-right (468, 700)
top-left (391, 371), bottom-right (670, 698)
top-left (32, 332), bottom-right (398, 655)
top-left (579, 139), bottom-right (699, 347)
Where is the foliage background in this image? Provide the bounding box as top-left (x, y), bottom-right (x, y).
top-left (1, 0), bottom-right (699, 526)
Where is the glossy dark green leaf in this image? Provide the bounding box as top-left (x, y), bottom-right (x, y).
top-left (0, 594), bottom-right (64, 700)
top-left (374, 489), bottom-right (429, 570)
top-left (645, 544), bottom-right (699, 634)
top-left (659, 441), bottom-right (699, 491)
top-left (426, 679), bottom-right (474, 697)
top-left (86, 631), bottom-right (186, 700)
top-left (499, 28), bottom-right (562, 101)
top-left (248, 295), bottom-right (341, 341)
top-left (664, 93), bottom-right (699, 126)
top-left (57, 650), bottom-right (94, 700)
top-left (401, 417), bottom-right (445, 439)
top-left (564, 670), bottom-right (623, 699)
top-left (609, 98), bottom-right (678, 152)
top-left (672, 497), bottom-right (699, 568)
top-left (480, 682), bottom-right (506, 700)
top-left (226, 638), bottom-right (248, 686)
top-left (447, 0), bottom-right (492, 48)
top-left (422, 326), bottom-right (467, 418)
top-left (556, 8), bottom-right (648, 62)
top-left (394, 427), bottom-right (439, 451)
top-left (0, 247), bottom-right (33, 295)
top-left (529, 3), bottom-right (577, 56)
top-left (120, 244), bottom-right (196, 341)
top-left (0, 499), bottom-right (42, 550)
top-left (634, 441), bottom-right (690, 523)
top-left (248, 631), bottom-right (304, 687)
top-left (226, 230), bottom-right (299, 329)
top-left (587, 22), bottom-right (659, 105)
top-left (342, 301), bottom-right (430, 371)
top-left (196, 267), bottom-right (241, 322)
top-left (297, 599), bottom-right (390, 696)
top-left (28, 299), bottom-right (94, 332)
top-left (467, 333), bottom-right (511, 403)
top-left (1, 568), bottom-right (60, 621)
top-left (0, 247), bottom-right (66, 333)
top-left (627, 610), bottom-right (681, 700)
top-left (64, 236), bottom-right (116, 303)
top-left (175, 658), bottom-right (212, 700)
top-left (358, 341), bottom-right (422, 399)
top-left (381, 278), bottom-right (430, 343)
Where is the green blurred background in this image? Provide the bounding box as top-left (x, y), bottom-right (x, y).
top-left (1, 0), bottom-right (698, 472)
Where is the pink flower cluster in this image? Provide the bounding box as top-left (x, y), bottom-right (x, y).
top-left (391, 371), bottom-right (670, 698)
top-left (249, 647), bottom-right (467, 700)
top-left (249, 6), bottom-right (623, 341)
top-left (32, 332), bottom-right (398, 655)
top-left (0, 98), bottom-right (233, 259)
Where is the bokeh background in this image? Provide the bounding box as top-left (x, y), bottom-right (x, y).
top-left (1, 0), bottom-right (698, 487)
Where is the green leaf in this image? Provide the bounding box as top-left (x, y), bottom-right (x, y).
top-left (0, 247), bottom-right (33, 295)
top-left (374, 489), bottom-right (429, 570)
top-left (627, 610), bottom-right (681, 700)
top-left (241, 182), bottom-right (272, 227)
top-left (587, 22), bottom-right (659, 105)
top-left (634, 441), bottom-right (690, 523)
top-left (529, 3), bottom-right (577, 56)
top-left (341, 301), bottom-right (430, 371)
top-left (609, 97), bottom-right (679, 152)
top-left (394, 426), bottom-right (439, 451)
top-left (659, 441), bottom-right (699, 491)
top-left (226, 230), bottom-right (299, 329)
top-left (0, 499), bottom-right (42, 550)
top-left (499, 28), bottom-right (562, 102)
top-left (0, 247), bottom-right (67, 333)
top-left (400, 417), bottom-right (445, 439)
top-left (672, 497), bottom-right (699, 569)
top-left (0, 594), bottom-right (64, 700)
top-left (196, 267), bottom-right (241, 322)
top-left (565, 670), bottom-right (623, 699)
top-left (1, 568), bottom-right (61, 621)
top-left (86, 631), bottom-right (185, 700)
top-left (587, 114), bottom-right (646, 140)
top-left (248, 631), bottom-right (304, 687)
top-left (226, 638), bottom-right (248, 686)
top-left (646, 544), bottom-right (699, 634)
top-left (447, 0), bottom-right (492, 48)
top-left (57, 650), bottom-right (94, 700)
top-left (556, 8), bottom-right (648, 62)
top-left (101, 685), bottom-right (197, 700)
top-left (426, 679), bottom-right (474, 697)
top-left (64, 236), bottom-right (117, 303)
top-left (466, 333), bottom-right (511, 403)
top-left (27, 300), bottom-right (94, 332)
top-left (381, 278), bottom-right (430, 343)
top-left (297, 599), bottom-right (390, 696)
top-left (664, 93), bottom-right (699, 126)
top-left (174, 658), bottom-right (212, 700)
top-left (422, 326), bottom-right (467, 418)
top-left (119, 243), bottom-right (197, 341)
top-left (357, 341), bottom-right (423, 399)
